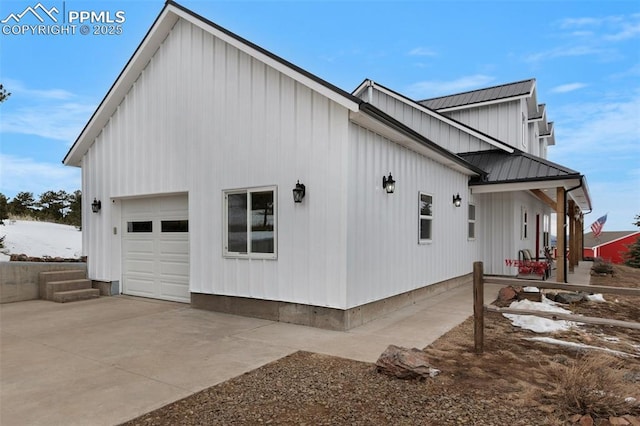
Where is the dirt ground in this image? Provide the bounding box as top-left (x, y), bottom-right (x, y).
top-left (122, 264), bottom-right (640, 426)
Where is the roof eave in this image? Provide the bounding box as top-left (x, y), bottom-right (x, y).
top-left (353, 103), bottom-right (485, 177)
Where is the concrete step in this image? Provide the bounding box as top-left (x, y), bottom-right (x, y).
top-left (39, 270), bottom-right (86, 299)
top-left (47, 279), bottom-right (92, 296)
top-left (52, 288), bottom-right (100, 303)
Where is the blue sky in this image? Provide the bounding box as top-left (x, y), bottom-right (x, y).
top-left (0, 0), bottom-right (638, 232)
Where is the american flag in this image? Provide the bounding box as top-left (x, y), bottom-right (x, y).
top-left (590, 214), bottom-right (607, 238)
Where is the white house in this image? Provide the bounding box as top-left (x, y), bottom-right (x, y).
top-left (63, 1), bottom-right (591, 330)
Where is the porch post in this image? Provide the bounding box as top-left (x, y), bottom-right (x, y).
top-left (556, 187), bottom-right (566, 282)
top-left (568, 200), bottom-right (576, 273)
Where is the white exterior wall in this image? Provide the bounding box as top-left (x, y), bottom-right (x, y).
top-left (443, 100), bottom-right (522, 149)
top-left (345, 123), bottom-right (479, 307)
top-left (362, 89), bottom-right (496, 154)
top-left (83, 18), bottom-right (350, 309)
top-left (475, 190), bottom-right (549, 275)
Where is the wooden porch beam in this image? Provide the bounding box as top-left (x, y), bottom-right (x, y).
top-left (530, 189), bottom-right (557, 211)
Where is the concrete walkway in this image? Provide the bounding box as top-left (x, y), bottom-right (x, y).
top-left (0, 265), bottom-right (590, 426)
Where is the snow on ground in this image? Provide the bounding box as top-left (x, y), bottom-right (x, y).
top-left (502, 296), bottom-right (577, 333)
top-left (525, 337), bottom-right (638, 358)
top-left (0, 220), bottom-right (82, 261)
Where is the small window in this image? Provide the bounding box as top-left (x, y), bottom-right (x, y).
top-left (224, 187), bottom-right (276, 258)
top-left (468, 204), bottom-right (476, 240)
top-left (521, 207), bottom-right (528, 240)
top-left (127, 221), bottom-right (152, 233)
top-left (161, 220), bottom-right (188, 232)
top-left (419, 193), bottom-right (433, 242)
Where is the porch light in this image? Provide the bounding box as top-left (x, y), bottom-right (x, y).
top-left (91, 198), bottom-right (102, 213)
top-left (453, 193), bottom-right (462, 207)
top-left (292, 181), bottom-right (306, 203)
top-left (382, 173), bottom-right (395, 194)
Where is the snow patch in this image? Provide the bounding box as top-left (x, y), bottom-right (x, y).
top-left (0, 220), bottom-right (82, 261)
top-left (525, 337), bottom-right (638, 358)
top-left (503, 297), bottom-right (576, 333)
top-left (586, 293), bottom-right (606, 302)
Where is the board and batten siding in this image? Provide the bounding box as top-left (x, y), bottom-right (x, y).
top-left (474, 191), bottom-right (549, 275)
top-left (360, 88), bottom-right (496, 154)
top-left (345, 123), bottom-right (479, 307)
top-left (83, 18), bottom-right (350, 308)
top-left (442, 99), bottom-right (523, 149)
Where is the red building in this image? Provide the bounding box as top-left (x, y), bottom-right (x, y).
top-left (583, 231), bottom-right (640, 264)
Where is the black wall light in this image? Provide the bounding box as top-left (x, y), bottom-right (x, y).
top-left (453, 193), bottom-right (462, 207)
top-left (382, 173), bottom-right (395, 194)
top-left (293, 181), bottom-right (306, 203)
top-left (91, 198), bottom-right (102, 213)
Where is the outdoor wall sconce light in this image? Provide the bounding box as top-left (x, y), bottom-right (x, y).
top-left (292, 181), bottom-right (306, 203)
top-left (382, 173), bottom-right (395, 194)
top-left (91, 198), bottom-right (102, 213)
top-left (453, 193), bottom-right (462, 207)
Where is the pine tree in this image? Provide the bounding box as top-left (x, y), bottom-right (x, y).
top-left (624, 214), bottom-right (640, 268)
top-left (0, 193), bottom-right (8, 224)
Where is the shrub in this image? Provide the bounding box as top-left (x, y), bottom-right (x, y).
top-left (544, 352), bottom-right (640, 418)
top-left (591, 257), bottom-right (614, 275)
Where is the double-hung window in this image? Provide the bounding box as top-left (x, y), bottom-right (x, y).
top-left (224, 187), bottom-right (277, 259)
top-left (419, 192), bottom-right (433, 243)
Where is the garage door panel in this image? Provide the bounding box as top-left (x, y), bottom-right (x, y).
top-left (125, 259), bottom-right (155, 274)
top-left (160, 262), bottom-right (189, 276)
top-left (159, 240), bottom-right (188, 255)
top-left (122, 194), bottom-right (189, 303)
top-left (160, 280), bottom-right (189, 297)
top-left (126, 278), bottom-right (157, 296)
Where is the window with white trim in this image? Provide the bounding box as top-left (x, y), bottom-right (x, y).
top-left (468, 204), bottom-right (476, 240)
top-left (521, 206), bottom-right (528, 240)
top-left (224, 187), bottom-right (277, 258)
top-left (419, 193), bottom-right (433, 242)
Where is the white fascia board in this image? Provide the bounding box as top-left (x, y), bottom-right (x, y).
top-left (369, 82), bottom-right (515, 154)
top-left (64, 7), bottom-right (180, 166)
top-left (471, 178), bottom-right (583, 194)
top-left (471, 177), bottom-right (591, 210)
top-left (170, 7), bottom-right (360, 113)
top-left (349, 110), bottom-right (479, 176)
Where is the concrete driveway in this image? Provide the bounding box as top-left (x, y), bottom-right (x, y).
top-left (1, 283), bottom-right (501, 425)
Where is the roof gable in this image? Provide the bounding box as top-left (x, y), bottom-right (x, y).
top-left (352, 79), bottom-right (515, 154)
top-left (63, 0), bottom-right (361, 166)
top-left (584, 231), bottom-right (640, 248)
top-left (419, 79), bottom-right (536, 112)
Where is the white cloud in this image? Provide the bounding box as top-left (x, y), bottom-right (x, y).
top-left (405, 74), bottom-right (495, 99)
top-left (1, 102), bottom-right (94, 142)
top-left (3, 78), bottom-right (75, 100)
top-left (0, 154), bottom-right (81, 198)
top-left (0, 79), bottom-right (95, 143)
top-left (408, 47), bottom-right (436, 57)
top-left (550, 83), bottom-right (587, 93)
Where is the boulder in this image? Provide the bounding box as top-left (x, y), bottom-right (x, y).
top-left (498, 286), bottom-right (518, 302)
top-left (375, 345), bottom-right (440, 380)
top-left (553, 292), bottom-right (587, 305)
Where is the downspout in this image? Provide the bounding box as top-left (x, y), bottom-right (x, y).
top-left (563, 177), bottom-right (586, 283)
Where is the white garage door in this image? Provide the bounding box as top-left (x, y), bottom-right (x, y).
top-left (122, 195), bottom-right (189, 303)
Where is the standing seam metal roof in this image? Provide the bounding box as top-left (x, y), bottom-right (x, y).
top-left (419, 79), bottom-right (535, 110)
top-left (459, 150), bottom-right (581, 184)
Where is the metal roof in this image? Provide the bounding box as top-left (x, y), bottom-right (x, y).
top-left (459, 150), bottom-right (581, 184)
top-left (419, 79), bottom-right (535, 110)
top-left (584, 231), bottom-right (640, 249)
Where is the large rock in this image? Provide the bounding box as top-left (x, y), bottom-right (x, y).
top-left (375, 345), bottom-right (440, 380)
top-left (498, 286), bottom-right (518, 302)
